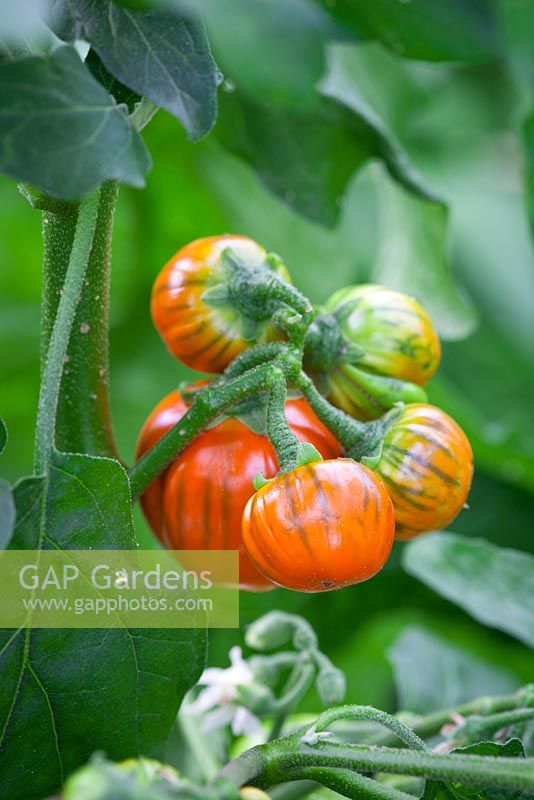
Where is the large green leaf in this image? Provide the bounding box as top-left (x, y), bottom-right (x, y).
top-left (423, 739), bottom-right (526, 800)
top-left (321, 0), bottom-right (501, 63)
top-left (523, 111), bottom-right (534, 240)
top-left (0, 418), bottom-right (7, 457)
top-left (61, 0), bottom-right (220, 140)
top-left (0, 46), bottom-right (151, 199)
top-left (371, 171), bottom-right (476, 340)
top-left (177, 0), bottom-right (337, 109)
top-left (388, 625), bottom-right (518, 715)
top-left (0, 451), bottom-right (205, 800)
top-left (0, 419), bottom-right (14, 550)
top-left (0, 478), bottom-right (15, 550)
top-left (403, 534), bottom-right (534, 648)
top-left (215, 51), bottom-right (439, 227)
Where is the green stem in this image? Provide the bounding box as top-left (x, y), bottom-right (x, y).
top-left (481, 706), bottom-right (534, 731)
top-left (225, 251), bottom-right (314, 322)
top-left (268, 662), bottom-right (316, 739)
top-left (37, 180), bottom-right (119, 458)
top-left (285, 767), bottom-right (415, 800)
top-left (39, 195), bottom-right (79, 371)
top-left (311, 706), bottom-right (427, 752)
top-left (295, 371), bottom-right (380, 458)
top-left (268, 665), bottom-right (315, 742)
top-left (368, 685), bottom-right (534, 747)
top-left (222, 343), bottom-right (289, 381)
top-left (451, 707), bottom-right (534, 746)
top-left (249, 652), bottom-right (301, 678)
top-left (221, 735), bottom-right (534, 794)
top-left (129, 364), bottom-right (275, 497)
top-left (266, 374), bottom-right (301, 473)
top-left (34, 188), bottom-right (101, 472)
top-left (246, 611), bottom-right (318, 652)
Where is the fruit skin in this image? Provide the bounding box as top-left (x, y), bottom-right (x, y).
top-left (306, 284), bottom-right (440, 420)
top-left (327, 284), bottom-right (441, 385)
top-left (136, 388), bottom-right (342, 591)
top-left (242, 459), bottom-right (395, 593)
top-left (374, 403), bottom-right (473, 540)
top-left (151, 235), bottom-right (290, 373)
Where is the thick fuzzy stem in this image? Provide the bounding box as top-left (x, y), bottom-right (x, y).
top-left (266, 373), bottom-right (301, 473)
top-left (220, 735), bottom-right (534, 794)
top-left (37, 181), bottom-right (119, 458)
top-left (34, 188), bottom-right (101, 472)
top-left (129, 365), bottom-right (275, 497)
top-left (284, 767), bottom-right (414, 800)
top-left (295, 371), bottom-right (381, 460)
top-left (311, 706), bottom-right (427, 752)
top-left (369, 685), bottom-right (534, 747)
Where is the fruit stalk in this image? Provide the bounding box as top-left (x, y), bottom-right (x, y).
top-left (129, 364), bottom-right (275, 497)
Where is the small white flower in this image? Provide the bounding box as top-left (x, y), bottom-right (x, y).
top-left (186, 647), bottom-right (262, 736)
top-left (300, 728), bottom-right (335, 746)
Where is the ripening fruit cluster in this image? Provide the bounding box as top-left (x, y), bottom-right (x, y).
top-left (138, 236), bottom-right (473, 593)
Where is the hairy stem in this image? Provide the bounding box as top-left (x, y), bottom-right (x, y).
top-left (266, 374), bottom-right (301, 473)
top-left (285, 767), bottom-right (415, 800)
top-left (129, 365), bottom-right (274, 497)
top-left (294, 371), bottom-right (380, 458)
top-left (38, 181), bottom-right (119, 458)
top-left (367, 685), bottom-right (534, 747)
top-left (312, 706), bottom-right (427, 752)
top-left (221, 735), bottom-right (534, 794)
top-left (268, 662), bottom-right (316, 742)
top-left (34, 188), bottom-right (101, 472)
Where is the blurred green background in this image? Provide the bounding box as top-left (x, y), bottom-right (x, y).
top-left (1, 28), bottom-right (533, 712)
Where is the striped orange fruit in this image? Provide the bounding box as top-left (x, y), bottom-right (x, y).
top-left (136, 387), bottom-right (342, 591)
top-left (151, 235), bottom-right (290, 373)
top-left (242, 459), bottom-right (395, 592)
top-left (374, 403), bottom-right (473, 539)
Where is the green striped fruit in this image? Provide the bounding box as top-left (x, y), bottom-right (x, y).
top-left (305, 284), bottom-right (441, 420)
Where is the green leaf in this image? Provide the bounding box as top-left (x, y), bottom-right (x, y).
top-left (523, 110), bottom-right (534, 240)
top-left (370, 169), bottom-right (476, 340)
top-left (216, 68), bottom-right (439, 227)
top-left (85, 48), bottom-right (141, 112)
top-left (0, 46), bottom-right (151, 199)
top-left (388, 625), bottom-right (518, 715)
top-left (319, 42), bottom-right (472, 338)
top-left (423, 739), bottom-right (526, 800)
top-left (319, 45), bottom-right (441, 204)
top-left (0, 417), bottom-right (7, 456)
top-left (178, 0), bottom-right (338, 109)
top-left (403, 534), bottom-right (534, 648)
top-left (0, 420), bottom-right (14, 550)
top-left (64, 0), bottom-right (220, 140)
top-left (0, 478), bottom-right (15, 550)
top-left (321, 0), bottom-right (501, 63)
top-left (0, 452), bottom-right (205, 800)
